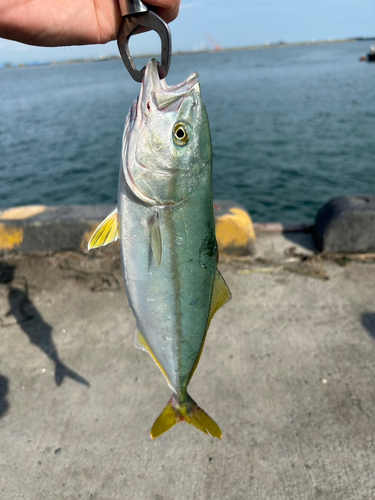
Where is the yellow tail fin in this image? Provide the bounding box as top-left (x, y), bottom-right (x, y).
top-left (150, 394), bottom-right (222, 439)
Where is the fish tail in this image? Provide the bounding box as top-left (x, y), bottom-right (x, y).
top-left (150, 393), bottom-right (222, 439)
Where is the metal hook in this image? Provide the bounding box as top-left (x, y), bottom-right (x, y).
top-left (117, 0), bottom-right (172, 82)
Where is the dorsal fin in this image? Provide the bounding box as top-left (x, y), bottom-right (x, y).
top-left (188, 269), bottom-right (232, 382)
top-left (88, 208), bottom-right (119, 250)
top-left (207, 269), bottom-right (232, 326)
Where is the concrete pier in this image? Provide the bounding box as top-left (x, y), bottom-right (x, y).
top-left (1, 229), bottom-right (375, 499)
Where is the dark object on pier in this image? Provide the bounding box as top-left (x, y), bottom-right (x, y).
top-left (314, 196), bottom-right (375, 253)
top-left (367, 46), bottom-right (375, 62)
top-left (359, 46), bottom-right (375, 62)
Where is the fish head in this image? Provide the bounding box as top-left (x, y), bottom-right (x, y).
top-left (122, 58), bottom-right (211, 206)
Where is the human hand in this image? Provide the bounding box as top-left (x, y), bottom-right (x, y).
top-left (0, 0), bottom-right (180, 47)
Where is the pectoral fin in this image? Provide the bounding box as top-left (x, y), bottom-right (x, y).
top-left (149, 211), bottom-right (162, 266)
top-left (88, 208), bottom-right (119, 250)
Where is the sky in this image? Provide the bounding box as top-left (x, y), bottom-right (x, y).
top-left (0, 0), bottom-right (374, 64)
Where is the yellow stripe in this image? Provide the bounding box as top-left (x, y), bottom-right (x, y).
top-left (0, 224), bottom-right (24, 249)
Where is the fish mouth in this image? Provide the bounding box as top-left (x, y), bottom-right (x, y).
top-left (139, 58), bottom-right (200, 114)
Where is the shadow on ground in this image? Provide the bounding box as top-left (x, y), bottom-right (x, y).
top-left (0, 261), bottom-right (90, 388)
top-left (361, 312), bottom-right (375, 341)
top-left (0, 375), bottom-right (9, 419)
top-left (0, 263), bottom-right (13, 419)
top-left (282, 231), bottom-right (317, 252)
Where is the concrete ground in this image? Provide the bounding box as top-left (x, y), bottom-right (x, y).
top-left (1, 232), bottom-right (375, 500)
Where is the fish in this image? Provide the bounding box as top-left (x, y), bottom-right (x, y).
top-left (88, 58), bottom-right (231, 439)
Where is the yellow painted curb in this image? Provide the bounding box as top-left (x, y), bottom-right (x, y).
top-left (216, 207), bottom-right (256, 256)
top-left (0, 205), bottom-right (47, 220)
top-left (0, 224), bottom-right (24, 250)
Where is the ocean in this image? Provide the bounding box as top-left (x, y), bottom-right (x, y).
top-left (0, 41), bottom-right (374, 223)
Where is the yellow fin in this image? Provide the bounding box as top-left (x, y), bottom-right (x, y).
top-left (88, 208), bottom-right (119, 250)
top-left (208, 269), bottom-right (232, 325)
top-left (185, 405), bottom-right (222, 439)
top-left (134, 329), bottom-right (172, 389)
top-left (148, 211), bottom-right (162, 266)
top-left (151, 393), bottom-right (221, 439)
top-left (134, 328), bottom-right (149, 352)
top-left (188, 269), bottom-right (232, 382)
top-left (150, 396), bottom-right (179, 439)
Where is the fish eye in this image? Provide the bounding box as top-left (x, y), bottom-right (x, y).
top-left (173, 122), bottom-right (189, 146)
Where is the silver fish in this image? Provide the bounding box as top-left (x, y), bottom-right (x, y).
top-left (89, 59), bottom-right (231, 439)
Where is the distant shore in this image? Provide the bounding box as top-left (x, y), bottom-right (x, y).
top-left (1, 36), bottom-right (374, 69)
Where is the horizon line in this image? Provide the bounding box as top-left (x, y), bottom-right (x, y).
top-left (1, 36), bottom-right (374, 68)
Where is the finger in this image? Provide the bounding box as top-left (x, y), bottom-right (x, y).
top-left (148, 0), bottom-right (181, 23)
top-left (147, 0), bottom-right (180, 10)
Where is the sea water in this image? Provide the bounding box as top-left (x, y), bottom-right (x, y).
top-left (0, 41), bottom-right (373, 223)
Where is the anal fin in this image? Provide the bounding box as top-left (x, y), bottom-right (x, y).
top-left (134, 329), bottom-right (172, 389)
